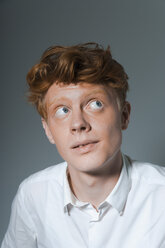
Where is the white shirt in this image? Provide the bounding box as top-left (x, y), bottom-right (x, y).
top-left (1, 154), bottom-right (165, 248)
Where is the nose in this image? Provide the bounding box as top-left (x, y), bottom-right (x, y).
top-left (70, 109), bottom-right (91, 134)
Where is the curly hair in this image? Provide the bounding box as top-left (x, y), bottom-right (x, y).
top-left (26, 42), bottom-right (129, 119)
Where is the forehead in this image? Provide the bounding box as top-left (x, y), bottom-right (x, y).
top-left (44, 82), bottom-right (116, 105)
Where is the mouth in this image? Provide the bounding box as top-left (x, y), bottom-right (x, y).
top-left (71, 140), bottom-right (99, 149)
top-left (71, 140), bottom-right (99, 154)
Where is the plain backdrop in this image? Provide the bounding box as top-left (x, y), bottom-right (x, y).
top-left (1, 0), bottom-right (165, 241)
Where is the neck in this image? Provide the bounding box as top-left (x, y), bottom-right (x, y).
top-left (67, 151), bottom-right (123, 209)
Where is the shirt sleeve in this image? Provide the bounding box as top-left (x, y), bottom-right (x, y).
top-left (1, 184), bottom-right (37, 248)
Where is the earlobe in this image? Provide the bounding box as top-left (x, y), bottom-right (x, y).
top-left (41, 118), bottom-right (55, 144)
top-left (121, 102), bottom-right (131, 130)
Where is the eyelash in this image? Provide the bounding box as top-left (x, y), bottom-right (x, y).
top-left (89, 99), bottom-right (103, 108)
top-left (55, 106), bottom-right (69, 117)
top-left (54, 99), bottom-right (103, 118)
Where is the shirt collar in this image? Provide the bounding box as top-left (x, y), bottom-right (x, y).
top-left (63, 154), bottom-right (132, 215)
top-left (104, 154), bottom-right (132, 215)
top-left (63, 166), bottom-right (89, 212)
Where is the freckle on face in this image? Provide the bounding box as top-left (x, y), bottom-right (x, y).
top-left (44, 83), bottom-right (123, 173)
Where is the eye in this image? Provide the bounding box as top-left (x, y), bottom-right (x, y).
top-left (89, 100), bottom-right (103, 110)
top-left (55, 106), bottom-right (69, 117)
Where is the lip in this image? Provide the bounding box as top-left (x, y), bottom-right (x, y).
top-left (71, 140), bottom-right (99, 149)
top-left (71, 140), bottom-right (99, 154)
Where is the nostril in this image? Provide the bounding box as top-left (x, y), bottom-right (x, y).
top-left (71, 124), bottom-right (87, 132)
top-left (70, 118), bottom-right (91, 133)
top-left (80, 126), bottom-right (86, 130)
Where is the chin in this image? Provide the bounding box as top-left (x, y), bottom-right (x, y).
top-left (59, 143), bottom-right (122, 173)
top-left (67, 153), bottom-right (115, 174)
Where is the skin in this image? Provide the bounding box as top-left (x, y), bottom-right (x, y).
top-left (42, 82), bottom-right (131, 209)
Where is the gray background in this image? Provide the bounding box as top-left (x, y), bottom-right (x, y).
top-left (1, 0), bottom-right (165, 242)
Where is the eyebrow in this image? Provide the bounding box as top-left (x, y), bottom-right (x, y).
top-left (47, 89), bottom-right (108, 108)
top-left (82, 90), bottom-right (107, 99)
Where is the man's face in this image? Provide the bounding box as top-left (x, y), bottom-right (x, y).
top-left (42, 82), bottom-right (130, 174)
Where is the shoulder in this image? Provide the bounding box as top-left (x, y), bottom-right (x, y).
top-left (129, 156), bottom-right (165, 186)
top-left (125, 156), bottom-right (165, 214)
top-left (17, 161), bottom-right (67, 196)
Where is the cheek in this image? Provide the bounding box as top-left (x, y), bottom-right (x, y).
top-left (105, 125), bottom-right (122, 145)
top-left (49, 124), bottom-right (70, 154)
top-left (95, 114), bottom-right (122, 146)
top-left (93, 111), bottom-right (122, 135)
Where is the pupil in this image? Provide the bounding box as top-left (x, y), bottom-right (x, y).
top-left (63, 107), bottom-right (68, 113)
top-left (96, 101), bottom-right (101, 107)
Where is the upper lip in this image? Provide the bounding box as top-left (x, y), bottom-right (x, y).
top-left (71, 140), bottom-right (99, 149)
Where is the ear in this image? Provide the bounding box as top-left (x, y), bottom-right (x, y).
top-left (121, 102), bottom-right (131, 130)
top-left (41, 118), bottom-right (55, 144)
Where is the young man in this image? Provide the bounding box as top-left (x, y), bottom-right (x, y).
top-left (1, 43), bottom-right (165, 248)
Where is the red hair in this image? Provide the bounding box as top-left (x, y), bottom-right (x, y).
top-left (27, 42), bottom-right (129, 119)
